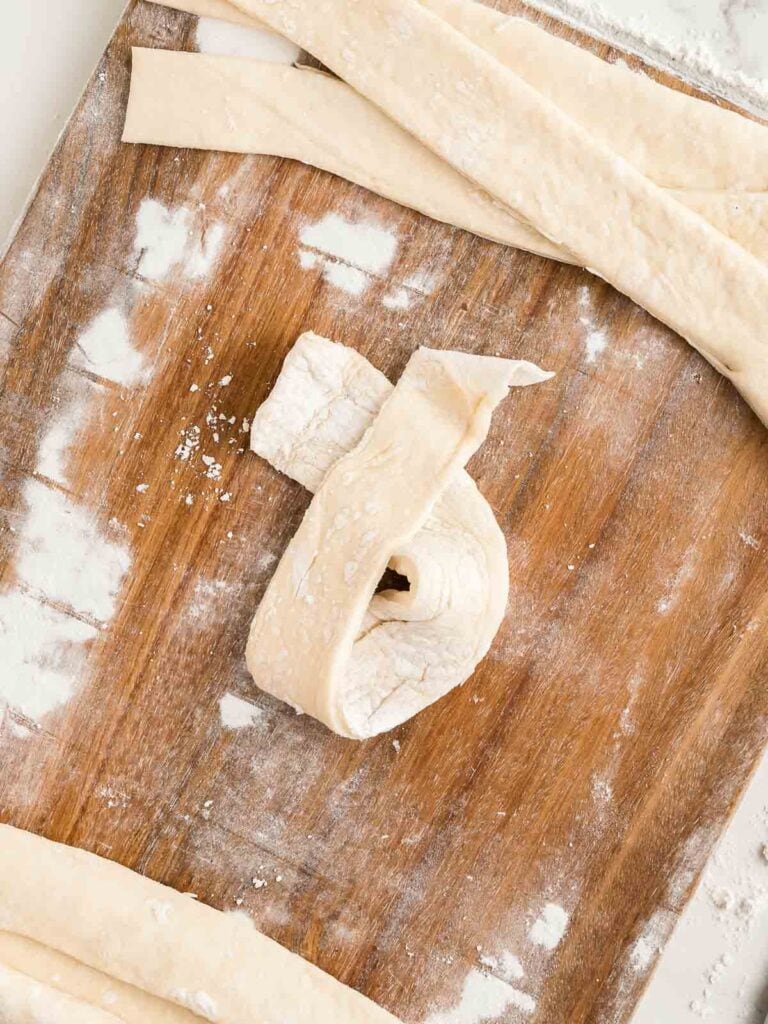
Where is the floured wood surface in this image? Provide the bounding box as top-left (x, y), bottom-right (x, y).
top-left (0, 3), bottom-right (767, 1023)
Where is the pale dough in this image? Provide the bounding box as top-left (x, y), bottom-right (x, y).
top-left (152, 0), bottom-right (768, 190)
top-left (123, 49), bottom-right (565, 263)
top-left (0, 963), bottom-right (121, 1024)
top-left (0, 825), bottom-right (401, 1023)
top-left (123, 50), bottom-right (768, 266)
top-left (209, 0), bottom-right (768, 424)
top-left (247, 334), bottom-right (552, 738)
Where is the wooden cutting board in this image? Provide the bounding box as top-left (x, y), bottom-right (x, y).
top-left (1, 2), bottom-right (766, 1021)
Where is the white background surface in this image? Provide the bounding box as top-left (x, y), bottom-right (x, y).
top-left (1, 2), bottom-right (766, 1022)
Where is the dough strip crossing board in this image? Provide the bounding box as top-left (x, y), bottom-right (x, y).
top-left (0, 2), bottom-right (767, 1022)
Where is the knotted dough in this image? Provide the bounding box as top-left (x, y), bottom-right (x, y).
top-left (247, 334), bottom-right (552, 738)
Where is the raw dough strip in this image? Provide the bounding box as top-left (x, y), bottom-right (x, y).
top-left (247, 336), bottom-right (551, 738)
top-left (220, 0), bottom-right (768, 424)
top-left (123, 49), bottom-right (565, 263)
top-left (0, 825), bottom-right (401, 1024)
top-left (0, 932), bottom-right (202, 1024)
top-left (0, 963), bottom-right (121, 1024)
top-left (123, 50), bottom-right (768, 266)
top-left (151, 0), bottom-right (768, 190)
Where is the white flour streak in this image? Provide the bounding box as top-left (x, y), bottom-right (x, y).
top-left (297, 247), bottom-right (369, 296)
top-left (135, 200), bottom-right (189, 280)
top-left (219, 693), bottom-right (263, 730)
top-left (17, 479), bottom-right (131, 622)
top-left (403, 269), bottom-right (440, 295)
top-left (629, 910), bottom-right (669, 973)
top-left (656, 547), bottom-right (697, 615)
top-left (585, 328), bottom-right (608, 363)
top-left (322, 261), bottom-right (369, 296)
top-left (382, 286), bottom-right (412, 310)
top-left (0, 591), bottom-right (97, 724)
top-left (196, 16), bottom-right (302, 63)
top-left (0, 488), bottom-right (125, 725)
top-left (297, 214), bottom-right (399, 297)
top-left (186, 222), bottom-right (226, 280)
top-left (36, 389), bottom-right (89, 485)
top-left (186, 577), bottom-right (243, 631)
top-left (134, 199), bottom-right (226, 283)
top-left (528, 903), bottom-right (570, 950)
top-left (299, 214), bottom-right (398, 275)
top-left (69, 308), bottom-right (148, 387)
top-left (383, 267), bottom-right (440, 310)
top-left (425, 969), bottom-right (536, 1023)
top-left (478, 950), bottom-right (525, 983)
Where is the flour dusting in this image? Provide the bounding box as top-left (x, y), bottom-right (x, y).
top-left (219, 693), bottom-right (263, 730)
top-left (69, 308), bottom-right (149, 387)
top-left (170, 989), bottom-right (218, 1021)
top-left (17, 480), bottom-right (130, 621)
top-left (382, 286), bottom-right (412, 310)
top-left (196, 16), bottom-right (302, 63)
top-left (585, 328), bottom-right (608, 364)
top-left (528, 903), bottom-right (570, 950)
top-left (478, 950), bottom-right (525, 983)
top-left (524, 0), bottom-right (768, 118)
top-left (299, 213), bottom-right (397, 279)
top-left (36, 388), bottom-right (89, 485)
top-left (296, 213), bottom-right (403, 297)
top-left (425, 968), bottom-right (536, 1023)
top-left (383, 267), bottom-right (440, 310)
top-left (134, 199), bottom-right (225, 282)
top-left (0, 591), bottom-right (97, 724)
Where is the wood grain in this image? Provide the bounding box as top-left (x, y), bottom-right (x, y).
top-left (1, 3), bottom-right (767, 1022)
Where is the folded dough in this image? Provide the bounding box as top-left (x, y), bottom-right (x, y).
top-left (123, 50), bottom-right (768, 266)
top-left (0, 825), bottom-right (401, 1023)
top-left (151, 0), bottom-right (768, 190)
top-left (247, 334), bottom-right (551, 738)
top-left (218, 0), bottom-right (768, 424)
top-left (0, 963), bottom-right (121, 1024)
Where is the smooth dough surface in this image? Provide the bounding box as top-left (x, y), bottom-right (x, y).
top-left (247, 335), bottom-right (551, 738)
top-left (0, 825), bottom-right (401, 1024)
top-left (152, 0), bottom-right (768, 190)
top-left (0, 963), bottom-right (122, 1024)
top-left (123, 49), bottom-right (768, 266)
top-left (218, 0), bottom-right (768, 425)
